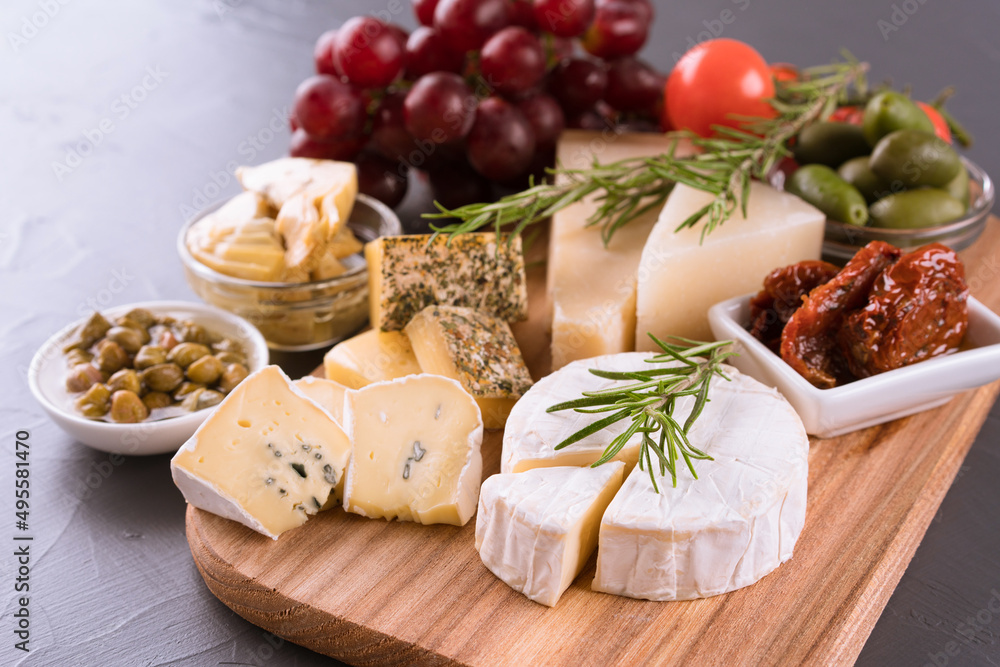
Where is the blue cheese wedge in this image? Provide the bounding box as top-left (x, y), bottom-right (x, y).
top-left (365, 233), bottom-right (528, 331)
top-left (342, 374), bottom-right (484, 526)
top-left (405, 305), bottom-right (533, 429)
top-left (171, 365), bottom-right (352, 539)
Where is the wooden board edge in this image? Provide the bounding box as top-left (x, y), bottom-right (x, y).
top-left (185, 505), bottom-right (470, 667)
top-left (818, 381), bottom-right (1000, 665)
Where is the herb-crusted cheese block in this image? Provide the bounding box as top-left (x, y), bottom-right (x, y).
top-left (592, 367), bottom-right (809, 600)
top-left (502, 352), bottom-right (656, 473)
top-left (171, 366), bottom-right (352, 539)
top-left (323, 329), bottom-right (421, 389)
top-left (475, 463), bottom-right (625, 607)
top-left (342, 374), bottom-right (484, 526)
top-left (405, 305), bottom-right (533, 429)
top-left (366, 233), bottom-right (528, 332)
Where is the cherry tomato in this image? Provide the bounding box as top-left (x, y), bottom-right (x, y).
top-left (829, 105), bottom-right (864, 125)
top-left (664, 39), bottom-right (776, 138)
top-left (769, 62), bottom-right (799, 84)
top-left (916, 101), bottom-right (952, 143)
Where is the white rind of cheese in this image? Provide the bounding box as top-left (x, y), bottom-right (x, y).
top-left (475, 463), bottom-right (625, 607)
top-left (171, 365), bottom-right (352, 540)
top-left (502, 352), bottom-right (657, 474)
top-left (592, 368), bottom-right (809, 601)
top-left (635, 181), bottom-right (825, 347)
top-left (549, 132), bottom-right (695, 370)
top-left (342, 374), bottom-right (484, 526)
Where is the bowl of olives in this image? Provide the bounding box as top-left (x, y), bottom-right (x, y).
top-left (28, 301), bottom-right (269, 455)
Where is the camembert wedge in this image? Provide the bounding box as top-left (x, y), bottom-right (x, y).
top-left (171, 366), bottom-right (352, 539)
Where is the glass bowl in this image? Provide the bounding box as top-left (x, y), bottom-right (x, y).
top-left (177, 193), bottom-right (401, 352)
top-left (822, 157), bottom-right (993, 262)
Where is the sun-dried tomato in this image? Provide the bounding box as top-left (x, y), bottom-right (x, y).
top-left (749, 260), bottom-right (840, 352)
top-left (838, 243), bottom-right (969, 377)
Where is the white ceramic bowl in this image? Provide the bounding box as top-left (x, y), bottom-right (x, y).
top-left (29, 301), bottom-right (269, 455)
top-left (708, 294), bottom-right (1000, 439)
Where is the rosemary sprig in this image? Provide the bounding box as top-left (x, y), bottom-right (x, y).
top-left (546, 335), bottom-right (737, 492)
top-left (426, 56), bottom-right (868, 246)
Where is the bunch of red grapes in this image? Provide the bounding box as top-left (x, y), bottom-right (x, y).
top-left (289, 0), bottom-right (664, 209)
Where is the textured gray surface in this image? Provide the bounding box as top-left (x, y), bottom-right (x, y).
top-left (1, 0), bottom-right (998, 665)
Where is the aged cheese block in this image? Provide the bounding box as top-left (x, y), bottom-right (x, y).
top-left (502, 352), bottom-right (652, 474)
top-left (475, 463), bottom-right (625, 607)
top-left (171, 366), bottom-right (352, 539)
top-left (634, 181), bottom-right (825, 347)
top-left (405, 305), bottom-right (533, 429)
top-left (592, 366), bottom-right (809, 600)
top-left (322, 329), bottom-right (421, 389)
top-left (366, 233), bottom-right (528, 332)
top-left (549, 131), bottom-right (691, 369)
top-left (342, 374), bottom-right (484, 526)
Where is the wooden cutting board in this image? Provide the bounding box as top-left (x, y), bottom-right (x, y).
top-left (186, 218), bottom-right (1000, 666)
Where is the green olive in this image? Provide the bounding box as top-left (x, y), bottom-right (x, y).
top-left (107, 368), bottom-right (142, 394)
top-left (214, 351), bottom-right (246, 366)
top-left (140, 363), bottom-right (184, 393)
top-left (837, 156), bottom-right (891, 205)
top-left (142, 391), bottom-right (173, 411)
top-left (219, 362), bottom-right (249, 393)
top-left (110, 390), bottom-right (149, 423)
top-left (63, 311), bottom-right (112, 352)
top-left (177, 321), bottom-right (209, 345)
top-left (95, 340), bottom-right (129, 374)
top-left (76, 383), bottom-right (111, 418)
top-left (862, 91), bottom-right (936, 146)
top-left (212, 338), bottom-right (245, 355)
top-left (65, 349), bottom-right (94, 367)
top-left (115, 317), bottom-right (152, 344)
top-left (121, 308), bottom-right (155, 328)
top-left (156, 315), bottom-right (177, 327)
top-left (174, 381), bottom-right (206, 399)
top-left (942, 166), bottom-right (970, 210)
top-left (869, 189), bottom-right (967, 229)
top-left (134, 345), bottom-right (167, 370)
top-left (66, 364), bottom-right (104, 393)
top-left (793, 122), bottom-right (871, 168)
top-left (195, 389), bottom-right (225, 410)
top-left (787, 164), bottom-right (870, 226)
top-left (167, 342), bottom-right (211, 369)
top-left (104, 326), bottom-right (144, 354)
top-left (180, 388), bottom-right (205, 412)
top-left (869, 129), bottom-right (962, 189)
top-left (186, 354), bottom-right (223, 385)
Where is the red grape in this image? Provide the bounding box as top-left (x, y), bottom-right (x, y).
top-left (516, 93), bottom-right (565, 149)
top-left (508, 0), bottom-right (538, 30)
top-left (405, 26), bottom-right (465, 78)
top-left (581, 0), bottom-right (650, 58)
top-left (314, 29), bottom-right (339, 77)
top-left (293, 75), bottom-right (367, 141)
top-left (566, 106), bottom-right (614, 130)
top-left (434, 0), bottom-right (511, 53)
top-left (289, 129), bottom-right (366, 161)
top-left (371, 91), bottom-right (416, 163)
top-left (605, 57), bottom-right (664, 113)
top-left (413, 0), bottom-right (440, 27)
top-left (403, 72), bottom-right (476, 144)
top-left (480, 27), bottom-right (547, 96)
top-left (334, 17), bottom-right (405, 89)
top-left (548, 58), bottom-right (607, 114)
top-left (532, 0), bottom-right (594, 38)
top-left (356, 151), bottom-right (409, 208)
top-left (548, 35), bottom-right (575, 63)
top-left (429, 160), bottom-right (493, 210)
top-left (289, 110), bottom-right (300, 132)
top-left (466, 97), bottom-right (536, 182)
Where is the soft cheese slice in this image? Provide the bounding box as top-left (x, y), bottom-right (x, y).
top-left (171, 366), bottom-right (352, 539)
top-left (635, 181), bottom-right (825, 347)
top-left (592, 366), bottom-right (809, 600)
top-left (366, 233), bottom-right (528, 332)
top-left (405, 305), bottom-right (533, 429)
top-left (475, 463), bottom-right (625, 607)
top-left (186, 192), bottom-right (286, 282)
top-left (549, 131), bottom-right (694, 369)
top-left (323, 329), bottom-right (422, 389)
top-left (502, 352), bottom-right (654, 473)
top-left (293, 376), bottom-right (350, 506)
top-left (343, 374), bottom-right (484, 525)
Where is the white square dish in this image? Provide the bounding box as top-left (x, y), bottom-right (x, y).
top-left (708, 294), bottom-right (1000, 438)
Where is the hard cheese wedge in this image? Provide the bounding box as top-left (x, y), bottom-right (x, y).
top-left (366, 233), bottom-right (528, 332)
top-left (635, 181), bottom-right (825, 347)
top-left (171, 366), bottom-right (352, 539)
top-left (342, 374), bottom-right (484, 525)
top-left (323, 329), bottom-right (421, 389)
top-left (502, 352), bottom-right (653, 473)
top-left (405, 305), bottom-right (533, 429)
top-left (549, 131), bottom-right (693, 369)
top-left (475, 463), bottom-right (625, 607)
top-left (592, 366), bottom-right (808, 600)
